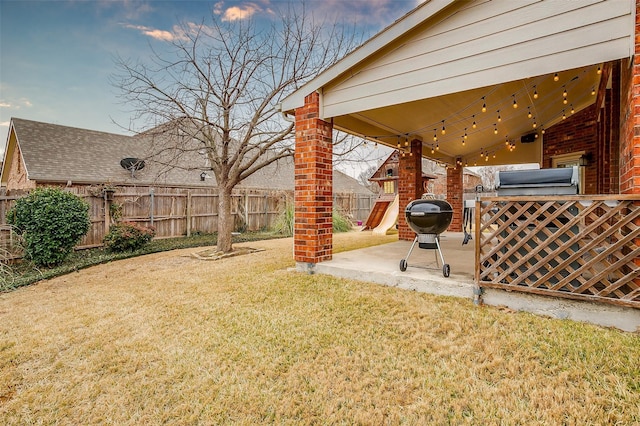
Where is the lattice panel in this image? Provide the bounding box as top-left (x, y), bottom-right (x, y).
top-left (476, 196), bottom-right (640, 309)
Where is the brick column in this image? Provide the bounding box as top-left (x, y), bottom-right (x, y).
top-left (620, 1), bottom-right (640, 195)
top-left (446, 165), bottom-right (463, 232)
top-left (294, 92), bottom-right (333, 270)
top-left (398, 140), bottom-right (423, 241)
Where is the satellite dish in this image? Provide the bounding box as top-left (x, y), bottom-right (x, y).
top-left (120, 157), bottom-right (145, 178)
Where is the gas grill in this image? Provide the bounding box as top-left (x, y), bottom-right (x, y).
top-left (495, 167), bottom-right (579, 196)
top-left (399, 198), bottom-right (453, 277)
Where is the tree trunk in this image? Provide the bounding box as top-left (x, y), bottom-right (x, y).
top-left (217, 187), bottom-right (234, 253)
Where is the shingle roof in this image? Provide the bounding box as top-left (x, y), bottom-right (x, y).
top-left (7, 118), bottom-right (373, 194)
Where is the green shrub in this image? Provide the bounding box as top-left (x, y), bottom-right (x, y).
top-left (272, 205), bottom-right (353, 235)
top-left (272, 202), bottom-right (294, 236)
top-left (7, 188), bottom-right (90, 267)
top-left (104, 222), bottom-right (155, 252)
top-left (332, 209), bottom-right (352, 233)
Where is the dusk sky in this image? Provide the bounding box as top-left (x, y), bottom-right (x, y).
top-left (0, 0), bottom-right (422, 155)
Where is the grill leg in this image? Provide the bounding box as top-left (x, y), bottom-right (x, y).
top-left (404, 236), bottom-right (419, 260)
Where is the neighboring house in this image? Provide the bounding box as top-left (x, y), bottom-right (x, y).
top-left (0, 117), bottom-right (373, 197)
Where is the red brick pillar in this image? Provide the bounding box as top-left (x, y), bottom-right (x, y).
top-left (398, 140), bottom-right (423, 241)
top-left (294, 92), bottom-right (333, 270)
top-left (620, 1), bottom-right (640, 195)
top-left (446, 165), bottom-right (463, 232)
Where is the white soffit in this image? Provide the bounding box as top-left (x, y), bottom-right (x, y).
top-left (321, 0), bottom-right (633, 119)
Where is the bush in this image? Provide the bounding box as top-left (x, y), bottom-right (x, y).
top-left (272, 202), bottom-right (294, 236)
top-left (103, 222), bottom-right (155, 252)
top-left (7, 188), bottom-right (90, 267)
top-left (332, 209), bottom-right (352, 233)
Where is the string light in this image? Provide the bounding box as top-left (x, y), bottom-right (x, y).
top-left (441, 120), bottom-right (446, 135)
top-left (554, 73), bottom-right (559, 81)
top-left (597, 66), bottom-right (601, 75)
top-left (562, 110), bottom-right (566, 120)
top-left (591, 87), bottom-right (596, 96)
top-left (527, 107), bottom-right (532, 119)
top-left (436, 142), bottom-right (439, 151)
top-left (512, 95), bottom-right (518, 108)
top-left (464, 128), bottom-right (468, 139)
top-left (433, 129), bottom-right (437, 142)
top-left (481, 97), bottom-right (487, 113)
top-left (472, 115), bottom-right (477, 129)
top-left (396, 136), bottom-right (401, 148)
top-left (533, 85), bottom-right (539, 99)
top-left (431, 145), bottom-right (435, 154)
top-left (570, 104), bottom-right (575, 114)
top-left (494, 124), bottom-right (498, 135)
top-left (532, 119), bottom-right (537, 129)
top-left (497, 110), bottom-right (501, 122)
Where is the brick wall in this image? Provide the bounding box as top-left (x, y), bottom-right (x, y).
top-left (542, 105), bottom-right (598, 194)
top-left (619, 1), bottom-right (640, 194)
top-left (294, 92), bottom-right (333, 264)
top-left (398, 140), bottom-right (423, 240)
top-left (446, 166), bottom-right (463, 232)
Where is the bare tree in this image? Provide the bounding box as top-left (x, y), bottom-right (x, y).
top-left (112, 5), bottom-right (359, 252)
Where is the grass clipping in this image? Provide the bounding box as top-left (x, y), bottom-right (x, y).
top-left (0, 231), bottom-right (639, 425)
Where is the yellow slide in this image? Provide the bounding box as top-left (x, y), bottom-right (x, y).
top-left (372, 194), bottom-right (399, 235)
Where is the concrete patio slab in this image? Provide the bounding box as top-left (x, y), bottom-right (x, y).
top-left (304, 232), bottom-right (640, 333)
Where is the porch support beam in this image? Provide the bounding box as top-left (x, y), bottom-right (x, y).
top-left (398, 139), bottom-right (423, 241)
top-left (294, 92), bottom-right (333, 270)
top-left (446, 165), bottom-right (463, 232)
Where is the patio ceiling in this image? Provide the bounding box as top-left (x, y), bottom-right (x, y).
top-left (331, 63), bottom-right (603, 167)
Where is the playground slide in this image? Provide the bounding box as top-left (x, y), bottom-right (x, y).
top-left (372, 194), bottom-right (399, 235)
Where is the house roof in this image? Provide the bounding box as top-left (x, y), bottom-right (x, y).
top-left (2, 118), bottom-right (373, 194)
top-left (281, 0), bottom-right (631, 167)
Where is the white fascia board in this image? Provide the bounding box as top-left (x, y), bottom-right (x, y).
top-left (279, 0), bottom-right (456, 114)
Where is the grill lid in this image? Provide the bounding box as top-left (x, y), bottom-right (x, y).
top-left (404, 199), bottom-right (453, 235)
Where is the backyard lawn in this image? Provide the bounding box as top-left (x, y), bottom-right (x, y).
top-left (1, 231), bottom-right (638, 424)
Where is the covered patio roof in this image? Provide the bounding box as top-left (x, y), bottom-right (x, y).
top-left (281, 0), bottom-right (633, 167)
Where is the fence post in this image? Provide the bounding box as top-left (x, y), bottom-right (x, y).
top-left (186, 190), bottom-right (192, 237)
top-left (149, 189), bottom-right (155, 226)
top-left (104, 193), bottom-right (110, 235)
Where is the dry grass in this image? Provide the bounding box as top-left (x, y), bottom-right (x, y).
top-left (0, 231), bottom-right (638, 425)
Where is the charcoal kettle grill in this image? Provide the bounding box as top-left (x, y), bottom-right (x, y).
top-left (399, 198), bottom-right (453, 277)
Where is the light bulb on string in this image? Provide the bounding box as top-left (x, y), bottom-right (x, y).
top-left (591, 87), bottom-right (596, 96)
top-left (480, 149), bottom-right (484, 157)
top-left (563, 86), bottom-right (567, 97)
top-left (464, 128), bottom-right (468, 139)
top-left (597, 66), bottom-right (601, 75)
top-left (396, 136), bottom-right (401, 148)
top-left (433, 129), bottom-right (437, 142)
top-left (570, 104), bottom-right (575, 114)
top-left (497, 110), bottom-right (501, 122)
top-left (554, 73), bottom-right (559, 81)
top-left (481, 97), bottom-right (487, 113)
top-left (532, 119), bottom-right (537, 129)
top-left (462, 138), bottom-right (465, 147)
top-left (472, 115), bottom-right (477, 129)
top-left (436, 142), bottom-right (439, 151)
top-left (541, 127), bottom-right (545, 135)
top-left (494, 124), bottom-right (498, 135)
top-left (533, 86), bottom-right (539, 99)
top-left (431, 145), bottom-right (435, 154)
top-left (512, 95), bottom-right (518, 108)
top-left (527, 107), bottom-right (532, 119)
top-left (562, 110), bottom-right (566, 120)
top-left (485, 155), bottom-right (489, 162)
top-left (404, 137), bottom-right (409, 147)
top-left (441, 120), bottom-right (446, 135)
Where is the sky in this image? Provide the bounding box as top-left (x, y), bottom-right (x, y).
top-left (0, 0), bottom-right (422, 169)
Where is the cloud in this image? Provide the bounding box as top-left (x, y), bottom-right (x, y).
top-left (213, 1), bottom-right (274, 22)
top-left (0, 99), bottom-right (32, 109)
top-left (123, 24), bottom-right (188, 42)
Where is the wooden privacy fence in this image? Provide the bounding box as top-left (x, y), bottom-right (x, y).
top-left (476, 195), bottom-right (640, 309)
top-left (0, 188), bottom-right (376, 250)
